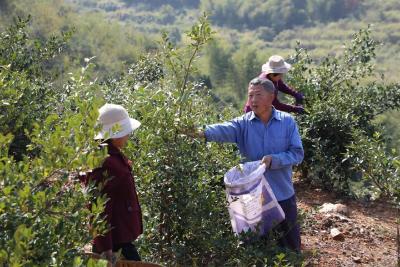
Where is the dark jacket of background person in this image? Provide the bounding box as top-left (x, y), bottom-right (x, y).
top-left (89, 141), bottom-right (143, 253)
top-left (244, 73), bottom-right (304, 113)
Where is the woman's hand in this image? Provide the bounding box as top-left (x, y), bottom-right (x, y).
top-left (295, 92), bottom-right (305, 105)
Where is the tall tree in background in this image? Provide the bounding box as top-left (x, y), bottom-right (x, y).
top-left (232, 48), bottom-right (261, 100)
top-left (207, 41), bottom-right (232, 88)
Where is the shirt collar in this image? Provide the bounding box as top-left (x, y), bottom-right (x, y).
top-left (249, 108), bottom-right (282, 121)
top-left (249, 111), bottom-right (257, 121)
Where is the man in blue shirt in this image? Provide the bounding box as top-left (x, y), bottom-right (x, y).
top-left (193, 77), bottom-right (304, 251)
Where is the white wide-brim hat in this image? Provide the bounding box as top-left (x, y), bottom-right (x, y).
top-left (95, 103), bottom-right (141, 140)
top-left (261, 55), bottom-right (292, 74)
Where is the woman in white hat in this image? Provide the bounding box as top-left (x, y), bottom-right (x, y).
top-left (89, 104), bottom-right (143, 262)
top-left (244, 55), bottom-right (305, 114)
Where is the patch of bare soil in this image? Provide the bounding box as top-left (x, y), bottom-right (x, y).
top-left (295, 181), bottom-right (399, 266)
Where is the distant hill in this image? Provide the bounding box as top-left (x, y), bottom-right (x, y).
top-left (67, 0), bottom-right (400, 81)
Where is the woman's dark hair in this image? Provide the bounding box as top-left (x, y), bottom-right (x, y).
top-left (268, 73), bottom-right (282, 77)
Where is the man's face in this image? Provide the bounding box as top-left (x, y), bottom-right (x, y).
top-left (248, 84), bottom-right (275, 115)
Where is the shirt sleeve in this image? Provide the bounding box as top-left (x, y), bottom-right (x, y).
top-left (270, 118), bottom-right (304, 169)
top-left (90, 166), bottom-right (114, 252)
top-left (272, 97), bottom-right (299, 113)
top-left (102, 157), bottom-right (124, 191)
top-left (276, 80), bottom-right (301, 99)
top-left (204, 117), bottom-right (242, 144)
top-left (93, 198), bottom-right (113, 252)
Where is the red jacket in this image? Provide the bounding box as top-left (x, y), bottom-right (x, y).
top-left (89, 142), bottom-right (143, 252)
top-left (244, 73), bottom-right (304, 113)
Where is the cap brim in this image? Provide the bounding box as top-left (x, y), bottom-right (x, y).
top-left (94, 118), bottom-right (141, 140)
top-left (129, 118), bottom-right (141, 132)
top-left (261, 62), bottom-right (292, 74)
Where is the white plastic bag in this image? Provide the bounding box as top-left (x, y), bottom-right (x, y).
top-left (224, 161), bottom-right (285, 236)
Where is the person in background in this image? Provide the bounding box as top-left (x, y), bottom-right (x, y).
top-left (244, 55), bottom-right (305, 114)
top-left (90, 103), bottom-right (143, 262)
top-left (189, 77), bottom-right (304, 251)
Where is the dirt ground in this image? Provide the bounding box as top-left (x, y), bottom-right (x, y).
top-left (295, 181), bottom-right (399, 267)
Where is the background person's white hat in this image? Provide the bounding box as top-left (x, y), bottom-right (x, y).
top-left (261, 55), bottom-right (292, 74)
top-left (95, 103), bottom-right (141, 140)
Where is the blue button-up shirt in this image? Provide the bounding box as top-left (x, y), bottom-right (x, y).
top-left (205, 109), bottom-right (304, 201)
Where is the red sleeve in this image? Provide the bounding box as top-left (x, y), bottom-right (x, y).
top-left (92, 157), bottom-right (121, 252)
top-left (93, 198), bottom-right (113, 252)
top-left (101, 157), bottom-right (123, 192)
top-left (276, 80), bottom-right (299, 98)
top-left (272, 97), bottom-right (298, 113)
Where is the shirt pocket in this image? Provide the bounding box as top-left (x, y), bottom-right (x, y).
top-left (268, 137), bottom-right (288, 153)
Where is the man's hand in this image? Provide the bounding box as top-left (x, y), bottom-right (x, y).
top-left (261, 155), bottom-right (272, 169)
top-left (180, 126), bottom-right (205, 139)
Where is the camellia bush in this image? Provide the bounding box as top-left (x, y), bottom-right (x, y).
top-left (287, 27), bottom-right (400, 200)
top-left (0, 99), bottom-right (108, 266)
top-left (0, 18), bottom-right (110, 266)
top-left (0, 17), bottom-right (73, 161)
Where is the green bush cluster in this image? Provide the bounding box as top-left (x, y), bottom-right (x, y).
top-left (0, 102), bottom-right (108, 266)
top-left (288, 28), bottom-right (400, 200)
top-left (0, 18), bottom-right (112, 266)
top-left (0, 17), bottom-right (72, 160)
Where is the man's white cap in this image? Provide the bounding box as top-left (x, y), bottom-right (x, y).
top-left (95, 103), bottom-right (141, 140)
